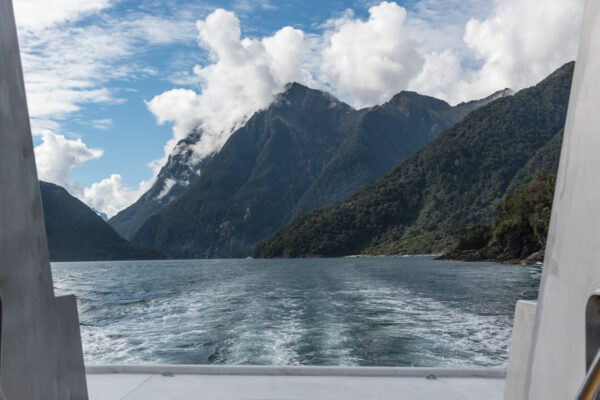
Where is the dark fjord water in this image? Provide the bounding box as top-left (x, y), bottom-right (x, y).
top-left (52, 257), bottom-right (540, 367)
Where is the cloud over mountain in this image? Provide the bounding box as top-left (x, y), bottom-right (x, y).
top-left (321, 2), bottom-right (421, 107)
top-left (18, 0), bottom-right (585, 216)
top-left (16, 0), bottom-right (202, 216)
top-left (408, 0), bottom-right (584, 102)
top-left (34, 130), bottom-right (103, 189)
top-left (461, 0), bottom-right (584, 98)
top-left (150, 0), bottom-right (584, 168)
top-left (34, 130), bottom-right (144, 218)
top-left (147, 9), bottom-right (309, 163)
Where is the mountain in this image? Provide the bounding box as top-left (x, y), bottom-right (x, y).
top-left (108, 130), bottom-right (212, 240)
top-left (40, 181), bottom-right (166, 261)
top-left (131, 83), bottom-right (507, 258)
top-left (292, 88), bottom-right (511, 217)
top-left (254, 62), bottom-right (573, 258)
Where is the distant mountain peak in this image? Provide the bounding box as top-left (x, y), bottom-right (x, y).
top-left (109, 128), bottom-right (213, 240)
top-left (276, 82), bottom-right (352, 112)
top-left (279, 81), bottom-right (315, 99)
top-left (116, 78), bottom-right (530, 257)
top-left (91, 207), bottom-right (109, 222)
top-left (492, 88), bottom-right (514, 98)
top-left (254, 62), bottom-right (574, 259)
top-left (132, 76), bottom-right (506, 258)
top-left (387, 90), bottom-right (450, 111)
top-left (283, 81), bottom-right (308, 91)
top-left (40, 181), bottom-right (165, 261)
top-left (454, 88), bottom-right (513, 110)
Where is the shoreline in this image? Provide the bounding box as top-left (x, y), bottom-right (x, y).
top-left (345, 254), bottom-right (442, 258)
top-left (435, 248), bottom-right (545, 265)
top-left (436, 256), bottom-right (543, 265)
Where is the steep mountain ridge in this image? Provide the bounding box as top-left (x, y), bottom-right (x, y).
top-left (293, 88), bottom-right (512, 217)
top-left (40, 181), bottom-right (165, 261)
top-left (255, 62), bottom-right (573, 258)
top-left (109, 130), bottom-right (212, 240)
top-left (131, 82), bottom-right (508, 258)
top-left (132, 83), bottom-right (356, 257)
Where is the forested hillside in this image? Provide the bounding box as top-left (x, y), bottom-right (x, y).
top-left (255, 62), bottom-right (573, 258)
top-left (132, 83), bottom-right (501, 258)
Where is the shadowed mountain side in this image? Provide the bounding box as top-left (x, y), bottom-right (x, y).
top-left (40, 182), bottom-right (166, 261)
top-left (131, 82), bottom-right (507, 258)
top-left (255, 62), bottom-right (573, 258)
top-left (132, 83), bottom-right (357, 258)
top-left (109, 130), bottom-right (212, 240)
top-left (292, 89), bottom-right (512, 217)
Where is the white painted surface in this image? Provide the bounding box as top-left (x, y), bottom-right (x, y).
top-left (504, 300), bottom-right (537, 400)
top-left (87, 374), bottom-right (152, 400)
top-left (86, 373), bottom-right (505, 400)
top-left (56, 295), bottom-right (90, 399)
top-left (525, 0), bottom-right (600, 398)
top-left (0, 0), bottom-right (70, 398)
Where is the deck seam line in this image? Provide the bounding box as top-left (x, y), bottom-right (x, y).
top-left (120, 375), bottom-right (153, 400)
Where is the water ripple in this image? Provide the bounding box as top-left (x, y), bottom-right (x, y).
top-left (52, 257), bottom-right (540, 367)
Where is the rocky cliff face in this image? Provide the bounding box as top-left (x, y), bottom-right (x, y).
top-left (109, 130), bottom-right (212, 240)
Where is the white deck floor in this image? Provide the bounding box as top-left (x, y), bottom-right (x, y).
top-left (86, 365), bottom-right (506, 400)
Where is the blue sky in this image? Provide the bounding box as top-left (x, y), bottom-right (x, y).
top-left (13, 0), bottom-right (584, 216)
top-left (34, 0), bottom-right (386, 186)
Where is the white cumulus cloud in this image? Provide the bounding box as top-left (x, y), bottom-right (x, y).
top-left (408, 50), bottom-right (463, 101)
top-left (81, 174), bottom-right (141, 218)
top-left (146, 89), bottom-right (204, 158)
top-left (147, 9), bottom-right (309, 162)
top-left (13, 0), bottom-right (112, 31)
top-left (34, 130), bottom-right (146, 218)
top-left (148, 0), bottom-right (585, 189)
top-left (34, 130), bottom-right (103, 191)
top-left (17, 0), bottom-right (203, 216)
top-left (321, 2), bottom-right (421, 107)
top-left (459, 0), bottom-right (584, 100)
top-left (25, 0), bottom-right (586, 217)
top-left (408, 0), bottom-right (584, 103)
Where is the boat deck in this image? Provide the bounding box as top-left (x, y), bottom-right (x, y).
top-left (86, 365), bottom-right (506, 400)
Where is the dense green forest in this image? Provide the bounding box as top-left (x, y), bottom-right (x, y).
top-left (495, 171), bottom-right (556, 250)
top-left (442, 171), bottom-right (556, 262)
top-left (255, 62), bottom-right (573, 258)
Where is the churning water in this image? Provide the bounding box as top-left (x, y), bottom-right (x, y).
top-left (52, 257), bottom-right (540, 367)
